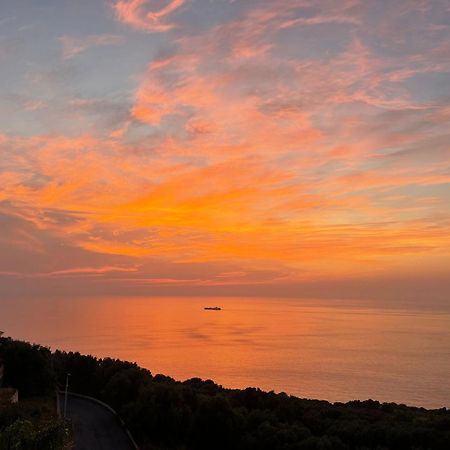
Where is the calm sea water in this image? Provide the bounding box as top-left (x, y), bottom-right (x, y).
top-left (1, 296), bottom-right (449, 409)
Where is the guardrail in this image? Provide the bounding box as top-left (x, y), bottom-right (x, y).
top-left (58, 390), bottom-right (139, 450)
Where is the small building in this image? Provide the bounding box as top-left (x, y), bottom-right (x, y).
top-left (0, 330), bottom-right (4, 387)
top-left (0, 333), bottom-right (18, 404)
top-left (0, 388), bottom-right (18, 404)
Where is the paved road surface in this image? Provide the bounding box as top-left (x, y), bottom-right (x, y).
top-left (59, 393), bottom-right (135, 450)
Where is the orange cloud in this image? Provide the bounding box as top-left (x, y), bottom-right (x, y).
top-left (1, 126), bottom-right (449, 287)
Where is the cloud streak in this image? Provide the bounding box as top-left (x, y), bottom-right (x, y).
top-left (59, 34), bottom-right (124, 59)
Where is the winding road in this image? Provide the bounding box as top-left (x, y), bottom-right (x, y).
top-left (59, 393), bottom-right (136, 450)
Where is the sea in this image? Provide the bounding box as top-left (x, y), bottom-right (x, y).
top-left (1, 296), bottom-right (449, 409)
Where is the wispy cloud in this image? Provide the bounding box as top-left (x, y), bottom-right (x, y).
top-left (0, 266), bottom-right (138, 278)
top-left (59, 34), bottom-right (124, 59)
top-left (280, 14), bottom-right (361, 29)
top-left (112, 0), bottom-right (186, 32)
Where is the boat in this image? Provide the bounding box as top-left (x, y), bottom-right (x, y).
top-left (204, 306), bottom-right (222, 310)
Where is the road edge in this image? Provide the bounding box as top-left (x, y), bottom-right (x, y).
top-left (58, 390), bottom-right (139, 450)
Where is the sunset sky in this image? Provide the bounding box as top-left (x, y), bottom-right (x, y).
top-left (1, 0), bottom-right (449, 300)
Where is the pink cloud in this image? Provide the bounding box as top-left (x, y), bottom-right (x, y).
top-left (112, 0), bottom-right (186, 32)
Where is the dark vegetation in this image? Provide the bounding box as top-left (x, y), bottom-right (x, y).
top-left (1, 336), bottom-right (450, 450)
top-left (0, 398), bottom-right (70, 450)
top-left (0, 340), bottom-right (70, 450)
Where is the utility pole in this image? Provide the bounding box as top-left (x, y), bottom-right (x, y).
top-left (0, 332), bottom-right (4, 388)
top-left (63, 373), bottom-right (71, 418)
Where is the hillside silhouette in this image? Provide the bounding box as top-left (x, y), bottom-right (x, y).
top-left (1, 337), bottom-right (449, 450)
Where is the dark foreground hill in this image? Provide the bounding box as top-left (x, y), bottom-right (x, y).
top-left (1, 336), bottom-right (449, 450)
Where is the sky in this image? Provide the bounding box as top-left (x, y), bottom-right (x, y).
top-left (0, 0), bottom-right (449, 301)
